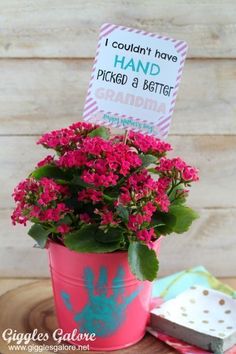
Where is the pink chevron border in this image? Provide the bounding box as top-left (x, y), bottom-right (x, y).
top-left (83, 23), bottom-right (118, 119)
top-left (83, 23), bottom-right (188, 139)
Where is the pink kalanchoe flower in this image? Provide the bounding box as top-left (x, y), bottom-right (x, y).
top-left (57, 150), bottom-right (87, 168)
top-left (11, 206), bottom-right (28, 226)
top-left (78, 189), bottom-right (103, 203)
top-left (143, 202), bottom-right (157, 219)
top-left (57, 224), bottom-right (71, 235)
top-left (127, 170), bottom-right (152, 192)
top-left (37, 122), bottom-right (99, 152)
top-left (80, 213), bottom-right (91, 223)
top-left (127, 131), bottom-right (172, 155)
top-left (86, 159), bottom-right (107, 173)
top-left (172, 157), bottom-right (186, 171)
top-left (156, 157), bottom-right (199, 183)
top-left (82, 170), bottom-right (119, 187)
top-left (11, 177), bottom-right (70, 225)
top-left (37, 155), bottom-right (54, 167)
top-left (37, 178), bottom-right (69, 205)
top-left (41, 203), bottom-right (69, 222)
top-left (37, 128), bottom-right (77, 149)
top-left (12, 124), bottom-right (199, 259)
top-left (30, 205), bottom-right (41, 218)
top-left (137, 228), bottom-right (155, 248)
top-left (182, 166), bottom-right (199, 182)
top-left (156, 177), bottom-right (171, 193)
top-left (82, 136), bottom-right (112, 156)
top-left (69, 121), bottom-right (99, 133)
top-left (101, 210), bottom-right (117, 225)
top-left (12, 178), bottom-right (38, 202)
top-left (106, 142), bottom-right (142, 175)
top-left (128, 214), bottom-right (144, 231)
top-left (157, 157), bottom-right (173, 172)
top-left (119, 187), bottom-right (132, 205)
top-left (155, 193), bottom-right (170, 212)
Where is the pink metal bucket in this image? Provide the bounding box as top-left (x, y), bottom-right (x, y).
top-left (48, 239), bottom-right (161, 351)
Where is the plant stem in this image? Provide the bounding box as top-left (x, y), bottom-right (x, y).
top-left (167, 181), bottom-right (182, 197)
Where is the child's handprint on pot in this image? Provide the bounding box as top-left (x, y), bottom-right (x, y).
top-left (61, 266), bottom-right (142, 336)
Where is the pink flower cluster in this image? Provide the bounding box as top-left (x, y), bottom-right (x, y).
top-left (123, 171), bottom-right (171, 212)
top-left (57, 224), bottom-right (71, 234)
top-left (12, 122), bottom-right (199, 249)
top-left (37, 122), bottom-right (98, 153)
top-left (126, 131), bottom-right (172, 156)
top-left (137, 228), bottom-right (155, 248)
top-left (58, 137), bottom-right (142, 187)
top-left (11, 177), bottom-right (70, 225)
top-left (37, 155), bottom-right (54, 167)
top-left (156, 157), bottom-right (199, 182)
top-left (78, 189), bottom-right (102, 203)
top-left (100, 210), bottom-right (117, 226)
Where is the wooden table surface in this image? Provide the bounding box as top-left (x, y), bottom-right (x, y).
top-left (0, 277), bottom-right (235, 354)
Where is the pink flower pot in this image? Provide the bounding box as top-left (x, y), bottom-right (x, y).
top-left (48, 239), bottom-right (161, 351)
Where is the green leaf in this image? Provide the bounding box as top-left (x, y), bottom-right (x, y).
top-left (169, 205), bottom-right (199, 234)
top-left (30, 165), bottom-right (71, 181)
top-left (116, 204), bottom-right (129, 222)
top-left (88, 126), bottom-right (110, 140)
top-left (71, 175), bottom-right (91, 187)
top-left (28, 224), bottom-right (51, 248)
top-left (139, 154), bottom-right (157, 168)
top-left (95, 227), bottom-right (124, 243)
top-left (128, 242), bottom-right (159, 281)
top-left (152, 212), bottom-right (176, 235)
top-left (56, 214), bottom-right (73, 226)
top-left (64, 224), bottom-right (120, 253)
top-left (103, 188), bottom-right (120, 200)
top-left (103, 193), bottom-right (117, 202)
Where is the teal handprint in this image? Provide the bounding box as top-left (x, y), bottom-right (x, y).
top-left (61, 266), bottom-right (142, 337)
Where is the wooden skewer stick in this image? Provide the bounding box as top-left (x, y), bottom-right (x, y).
top-left (123, 130), bottom-right (129, 144)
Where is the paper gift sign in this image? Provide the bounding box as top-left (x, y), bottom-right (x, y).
top-left (83, 23), bottom-right (188, 137)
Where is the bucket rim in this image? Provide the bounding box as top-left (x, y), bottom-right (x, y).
top-left (47, 236), bottom-right (162, 255)
top-left (47, 239), bottom-right (128, 255)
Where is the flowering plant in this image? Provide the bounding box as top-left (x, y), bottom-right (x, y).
top-left (12, 122), bottom-right (199, 281)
